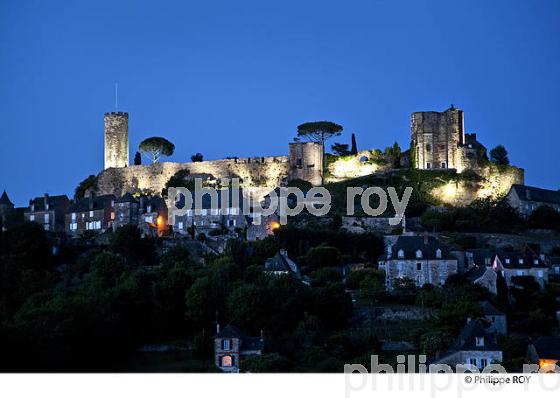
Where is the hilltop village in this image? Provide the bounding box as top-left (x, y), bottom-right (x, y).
top-left (1, 106), bottom-right (560, 373)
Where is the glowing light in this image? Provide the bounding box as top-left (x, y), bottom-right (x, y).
top-left (157, 216), bottom-right (164, 228)
top-left (442, 183), bottom-right (457, 201)
top-left (270, 221), bottom-right (280, 231)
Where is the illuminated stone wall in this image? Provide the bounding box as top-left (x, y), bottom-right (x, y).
top-left (96, 156), bottom-right (290, 198)
top-left (431, 164), bottom-right (525, 206)
top-left (326, 150), bottom-right (390, 182)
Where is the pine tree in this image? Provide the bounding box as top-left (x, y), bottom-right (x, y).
top-left (134, 151), bottom-right (142, 165)
top-left (351, 133), bottom-right (358, 155)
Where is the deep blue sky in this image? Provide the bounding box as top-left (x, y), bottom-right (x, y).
top-left (1, 0), bottom-right (559, 206)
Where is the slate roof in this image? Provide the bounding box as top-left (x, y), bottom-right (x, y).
top-left (265, 253), bottom-right (291, 272)
top-left (240, 336), bottom-right (265, 352)
top-left (467, 247), bottom-right (546, 269)
top-left (27, 194), bottom-right (69, 212)
top-left (480, 301), bottom-right (504, 317)
top-left (216, 325), bottom-right (265, 352)
top-left (465, 265), bottom-right (490, 282)
top-left (142, 196), bottom-right (167, 212)
top-left (449, 319), bottom-right (500, 352)
top-left (0, 190), bottom-right (14, 207)
top-left (532, 336), bottom-right (560, 360)
top-left (387, 235), bottom-right (452, 260)
top-left (68, 194), bottom-right (115, 212)
top-left (509, 184), bottom-right (560, 205)
top-left (217, 325), bottom-right (244, 339)
top-left (116, 192), bottom-right (139, 204)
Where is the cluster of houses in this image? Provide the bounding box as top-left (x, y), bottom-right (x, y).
top-left (0, 188), bottom-right (278, 242)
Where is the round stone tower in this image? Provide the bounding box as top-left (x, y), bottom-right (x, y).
top-left (104, 112), bottom-right (129, 169)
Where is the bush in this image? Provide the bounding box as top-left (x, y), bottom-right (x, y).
top-left (528, 205), bottom-right (560, 230)
top-left (303, 246), bottom-right (342, 270)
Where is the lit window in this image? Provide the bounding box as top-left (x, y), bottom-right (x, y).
top-left (221, 355), bottom-right (233, 367)
top-left (416, 250), bottom-right (422, 259)
top-left (30, 215), bottom-right (35, 222)
top-left (518, 259), bottom-right (524, 265)
top-left (147, 205), bottom-right (152, 213)
top-left (397, 249), bottom-right (404, 259)
top-left (475, 337), bottom-right (484, 347)
top-left (178, 222), bottom-right (184, 229)
top-left (44, 213), bottom-right (49, 224)
top-left (89, 210), bottom-right (94, 217)
top-left (71, 213), bottom-right (76, 221)
top-left (436, 249), bottom-right (442, 259)
top-left (505, 258), bottom-right (510, 264)
top-left (222, 339), bottom-right (231, 350)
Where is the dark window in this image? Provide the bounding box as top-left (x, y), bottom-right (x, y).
top-left (296, 159), bottom-right (303, 168)
top-left (426, 144), bottom-right (431, 152)
top-left (441, 162), bottom-right (446, 168)
top-left (426, 162), bottom-right (431, 169)
top-left (417, 263), bottom-right (422, 271)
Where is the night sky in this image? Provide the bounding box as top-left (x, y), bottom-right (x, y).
top-left (1, 0), bottom-right (559, 206)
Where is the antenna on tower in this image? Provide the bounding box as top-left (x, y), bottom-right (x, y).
top-left (114, 82), bottom-right (119, 111)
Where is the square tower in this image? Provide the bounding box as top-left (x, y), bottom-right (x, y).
top-left (104, 112), bottom-right (129, 169)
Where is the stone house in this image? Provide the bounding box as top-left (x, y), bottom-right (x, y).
top-left (264, 250), bottom-right (302, 278)
top-left (505, 184), bottom-right (560, 217)
top-left (480, 301), bottom-right (507, 335)
top-left (527, 336), bottom-right (560, 372)
top-left (214, 325), bottom-right (264, 373)
top-left (466, 247), bottom-right (549, 289)
top-left (113, 193), bottom-right (140, 230)
top-left (173, 188), bottom-right (249, 237)
top-left (465, 266), bottom-right (497, 295)
top-left (139, 196), bottom-right (168, 237)
top-left (434, 319), bottom-right (503, 371)
top-left (24, 193), bottom-right (70, 233)
top-left (378, 235), bottom-right (458, 290)
top-left (66, 194), bottom-right (116, 237)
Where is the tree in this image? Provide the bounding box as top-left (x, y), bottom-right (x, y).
top-left (191, 153), bottom-right (204, 162)
top-left (139, 137), bottom-right (175, 163)
top-left (351, 133), bottom-right (358, 155)
top-left (528, 205), bottom-right (560, 230)
top-left (331, 143), bottom-right (351, 156)
top-left (384, 142), bottom-right (402, 168)
top-left (133, 151), bottom-right (142, 165)
top-left (490, 145), bottom-right (509, 165)
top-left (74, 175), bottom-right (97, 199)
top-left (297, 121), bottom-right (343, 148)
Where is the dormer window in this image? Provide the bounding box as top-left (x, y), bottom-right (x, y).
top-left (534, 259), bottom-right (539, 265)
top-left (518, 259), bottom-right (524, 265)
top-left (221, 339), bottom-right (231, 350)
top-left (397, 249), bottom-right (404, 259)
top-left (475, 337), bottom-right (484, 347)
top-left (416, 250), bottom-right (423, 259)
top-left (436, 249), bottom-right (442, 259)
top-left (505, 258), bottom-right (510, 264)
top-left (31, 204), bottom-right (35, 212)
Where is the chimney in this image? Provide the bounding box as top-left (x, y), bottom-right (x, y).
top-left (44, 193), bottom-right (49, 210)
